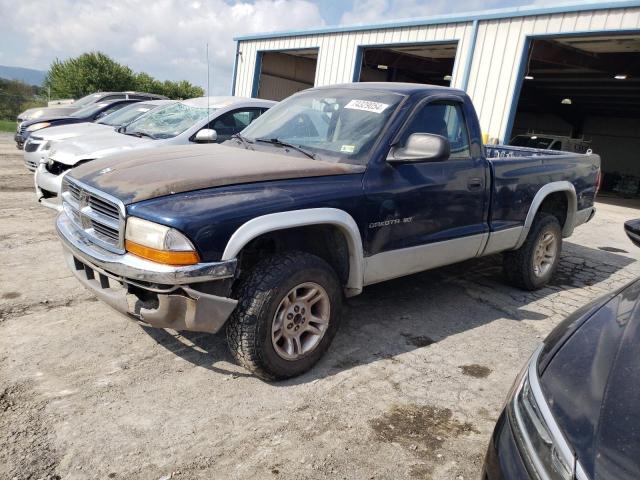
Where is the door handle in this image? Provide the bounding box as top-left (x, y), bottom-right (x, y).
top-left (467, 177), bottom-right (484, 191)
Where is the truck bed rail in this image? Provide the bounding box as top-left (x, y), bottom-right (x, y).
top-left (485, 145), bottom-right (569, 159)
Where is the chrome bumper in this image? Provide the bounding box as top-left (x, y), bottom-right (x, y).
top-left (56, 212), bottom-right (236, 284)
top-left (56, 212), bottom-right (239, 333)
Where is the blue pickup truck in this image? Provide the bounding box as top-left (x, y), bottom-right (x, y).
top-left (55, 83), bottom-right (600, 380)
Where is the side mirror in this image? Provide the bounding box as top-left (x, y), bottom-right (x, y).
top-left (624, 219), bottom-right (640, 248)
top-left (387, 133), bottom-right (450, 163)
top-left (194, 128), bottom-right (217, 143)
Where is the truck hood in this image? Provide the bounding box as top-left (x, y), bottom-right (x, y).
top-left (68, 143), bottom-right (365, 204)
top-left (19, 105), bottom-right (78, 121)
top-left (32, 123), bottom-right (113, 142)
top-left (49, 131), bottom-right (152, 166)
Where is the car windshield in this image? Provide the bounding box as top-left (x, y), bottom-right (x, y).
top-left (241, 87), bottom-right (404, 163)
top-left (97, 102), bottom-right (156, 126)
top-left (69, 102), bottom-right (112, 118)
top-left (72, 93), bottom-right (103, 107)
top-left (123, 102), bottom-right (216, 139)
top-left (510, 135), bottom-right (555, 149)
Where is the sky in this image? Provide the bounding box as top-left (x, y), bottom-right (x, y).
top-left (0, 0), bottom-right (605, 95)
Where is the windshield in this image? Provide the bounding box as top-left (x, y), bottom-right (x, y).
top-left (72, 93), bottom-right (103, 107)
top-left (70, 102), bottom-right (111, 118)
top-left (123, 102), bottom-right (216, 139)
top-left (510, 135), bottom-right (555, 149)
top-left (97, 102), bottom-right (156, 126)
top-left (241, 88), bottom-right (404, 163)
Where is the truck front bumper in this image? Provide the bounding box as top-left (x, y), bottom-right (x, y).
top-left (56, 213), bottom-right (239, 333)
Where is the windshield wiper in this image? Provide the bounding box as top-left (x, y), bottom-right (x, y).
top-left (256, 138), bottom-right (316, 160)
top-left (123, 130), bottom-right (155, 139)
top-left (231, 133), bottom-right (253, 149)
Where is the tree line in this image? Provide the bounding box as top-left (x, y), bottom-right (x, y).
top-left (45, 52), bottom-right (204, 100)
top-left (0, 52), bottom-right (204, 120)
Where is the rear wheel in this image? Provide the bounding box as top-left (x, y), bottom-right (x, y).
top-left (226, 251), bottom-right (342, 380)
top-left (503, 214), bottom-right (562, 290)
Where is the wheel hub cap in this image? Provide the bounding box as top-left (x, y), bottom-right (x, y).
top-left (271, 282), bottom-right (330, 361)
top-left (533, 230), bottom-right (558, 278)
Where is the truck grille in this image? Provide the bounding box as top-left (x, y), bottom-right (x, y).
top-left (61, 177), bottom-right (125, 253)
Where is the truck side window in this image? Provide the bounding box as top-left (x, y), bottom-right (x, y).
top-left (403, 102), bottom-right (471, 159)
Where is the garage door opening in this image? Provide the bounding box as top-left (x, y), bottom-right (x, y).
top-left (509, 33), bottom-right (640, 197)
top-left (355, 42), bottom-right (458, 86)
top-left (255, 49), bottom-right (318, 101)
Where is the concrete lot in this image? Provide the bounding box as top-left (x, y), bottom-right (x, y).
top-left (1, 131), bottom-right (639, 480)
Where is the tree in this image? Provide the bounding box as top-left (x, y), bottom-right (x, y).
top-left (44, 52), bottom-right (135, 99)
top-left (44, 51), bottom-right (204, 100)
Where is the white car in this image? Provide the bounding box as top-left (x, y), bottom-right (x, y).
top-left (24, 100), bottom-right (175, 171)
top-left (35, 96), bottom-right (275, 210)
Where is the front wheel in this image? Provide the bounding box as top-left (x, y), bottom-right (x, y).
top-left (226, 251), bottom-right (342, 380)
top-left (503, 214), bottom-right (562, 290)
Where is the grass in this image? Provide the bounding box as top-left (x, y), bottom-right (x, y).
top-left (0, 119), bottom-right (16, 133)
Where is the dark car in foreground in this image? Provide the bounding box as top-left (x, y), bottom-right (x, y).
top-left (484, 219), bottom-right (640, 479)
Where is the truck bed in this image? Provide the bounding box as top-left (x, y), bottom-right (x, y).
top-left (485, 144), bottom-right (600, 233)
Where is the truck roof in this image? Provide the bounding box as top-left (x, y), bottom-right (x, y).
top-left (313, 82), bottom-right (466, 96)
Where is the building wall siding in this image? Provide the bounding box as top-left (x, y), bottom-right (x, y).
top-left (468, 6), bottom-right (640, 141)
top-left (235, 5), bottom-right (640, 142)
top-left (235, 21), bottom-right (474, 96)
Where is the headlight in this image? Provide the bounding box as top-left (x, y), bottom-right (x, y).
top-left (125, 217), bottom-right (200, 266)
top-left (42, 141), bottom-right (52, 151)
top-left (508, 346), bottom-right (575, 479)
top-left (26, 122), bottom-right (51, 132)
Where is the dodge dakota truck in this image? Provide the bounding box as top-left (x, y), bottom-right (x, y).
top-left (54, 83), bottom-right (600, 380)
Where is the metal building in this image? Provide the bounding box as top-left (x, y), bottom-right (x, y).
top-left (232, 1), bottom-right (640, 195)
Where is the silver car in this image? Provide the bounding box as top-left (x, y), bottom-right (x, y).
top-left (24, 100), bottom-right (174, 171)
top-left (35, 96), bottom-right (275, 210)
top-left (16, 91), bottom-right (167, 149)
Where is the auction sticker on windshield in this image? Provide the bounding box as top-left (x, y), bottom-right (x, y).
top-left (344, 100), bottom-right (389, 114)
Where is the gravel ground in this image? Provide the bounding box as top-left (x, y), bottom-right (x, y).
top-left (1, 131), bottom-right (639, 480)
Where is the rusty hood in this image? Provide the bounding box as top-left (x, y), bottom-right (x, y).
top-left (68, 143), bottom-right (365, 205)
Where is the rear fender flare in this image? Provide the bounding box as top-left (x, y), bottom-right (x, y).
top-left (515, 181), bottom-right (577, 249)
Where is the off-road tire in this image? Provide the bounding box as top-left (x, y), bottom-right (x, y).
top-left (226, 251), bottom-right (342, 381)
top-left (503, 213), bottom-right (562, 290)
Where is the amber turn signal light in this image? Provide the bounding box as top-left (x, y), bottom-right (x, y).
top-left (125, 240), bottom-right (200, 266)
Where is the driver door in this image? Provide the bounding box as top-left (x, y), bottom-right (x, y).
top-left (363, 98), bottom-right (489, 284)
